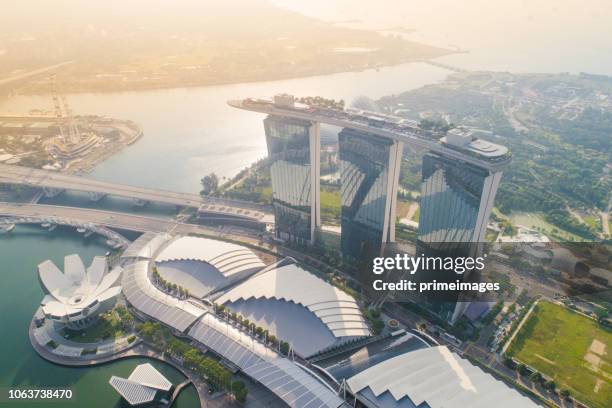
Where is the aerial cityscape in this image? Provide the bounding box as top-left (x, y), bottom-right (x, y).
top-left (0, 1), bottom-right (610, 408)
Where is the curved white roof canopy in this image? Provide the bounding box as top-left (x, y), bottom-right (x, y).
top-left (347, 346), bottom-right (538, 408)
top-left (121, 232), bottom-right (173, 260)
top-left (217, 263), bottom-right (370, 339)
top-left (188, 314), bottom-right (344, 408)
top-left (121, 261), bottom-right (205, 332)
top-left (38, 255), bottom-right (121, 320)
top-left (156, 236), bottom-right (265, 278)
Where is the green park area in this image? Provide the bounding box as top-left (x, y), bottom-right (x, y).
top-left (60, 307), bottom-right (134, 343)
top-left (507, 301), bottom-right (612, 408)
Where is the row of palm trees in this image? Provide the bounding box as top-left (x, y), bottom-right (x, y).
top-left (214, 303), bottom-right (290, 355)
top-left (151, 267), bottom-right (190, 299)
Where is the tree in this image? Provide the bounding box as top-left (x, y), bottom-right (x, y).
top-left (545, 380), bottom-right (556, 391)
top-left (503, 356), bottom-right (516, 369)
top-left (232, 381), bottom-right (248, 404)
top-left (200, 173), bottom-right (219, 196)
top-left (529, 371), bottom-right (542, 383)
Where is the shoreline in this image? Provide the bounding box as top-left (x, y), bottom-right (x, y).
top-left (12, 56), bottom-right (455, 97)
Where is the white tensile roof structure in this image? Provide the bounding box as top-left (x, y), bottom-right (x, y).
top-left (121, 261), bottom-right (206, 332)
top-left (216, 262), bottom-right (370, 356)
top-left (121, 232), bottom-right (172, 260)
top-left (38, 254), bottom-right (122, 323)
top-left (187, 313), bottom-right (345, 408)
top-left (347, 346), bottom-right (538, 408)
top-left (156, 236), bottom-right (265, 278)
top-left (109, 363), bottom-right (172, 406)
top-left (150, 235), bottom-right (267, 298)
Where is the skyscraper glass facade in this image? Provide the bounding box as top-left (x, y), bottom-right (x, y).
top-left (418, 153), bottom-right (491, 247)
top-left (264, 115), bottom-right (319, 243)
top-left (339, 129), bottom-right (400, 259)
top-left (416, 152), bottom-right (502, 321)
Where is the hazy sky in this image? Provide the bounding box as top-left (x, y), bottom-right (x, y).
top-left (2, 0), bottom-right (612, 74)
top-left (273, 0), bottom-right (612, 49)
top-left (272, 0), bottom-right (612, 73)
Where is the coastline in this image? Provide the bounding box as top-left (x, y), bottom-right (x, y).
top-left (14, 54), bottom-right (455, 96)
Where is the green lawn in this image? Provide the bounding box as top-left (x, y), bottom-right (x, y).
top-left (583, 214), bottom-right (602, 230)
top-left (320, 188), bottom-right (341, 222)
top-left (509, 212), bottom-right (585, 241)
top-left (60, 310), bottom-right (125, 343)
top-left (411, 206), bottom-right (420, 222)
top-left (508, 301), bottom-right (612, 408)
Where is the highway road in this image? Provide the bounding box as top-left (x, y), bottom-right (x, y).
top-left (0, 164), bottom-right (273, 223)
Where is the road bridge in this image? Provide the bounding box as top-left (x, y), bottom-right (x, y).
top-left (0, 164), bottom-right (273, 225)
top-left (0, 202), bottom-right (268, 249)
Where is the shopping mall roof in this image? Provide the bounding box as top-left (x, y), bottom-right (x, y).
top-left (188, 314), bottom-right (345, 408)
top-left (216, 262), bottom-right (370, 353)
top-left (121, 261), bottom-right (206, 332)
top-left (347, 346), bottom-right (538, 408)
top-left (109, 363), bottom-right (172, 406)
top-left (121, 232), bottom-right (172, 260)
top-left (156, 236), bottom-right (265, 278)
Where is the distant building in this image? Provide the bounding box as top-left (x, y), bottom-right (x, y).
top-left (109, 363), bottom-right (172, 406)
top-left (263, 115), bottom-right (320, 244)
top-left (338, 128), bottom-right (402, 260)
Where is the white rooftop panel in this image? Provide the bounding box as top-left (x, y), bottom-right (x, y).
top-left (109, 376), bottom-right (158, 405)
top-left (155, 236), bottom-right (265, 277)
top-left (64, 254), bottom-right (86, 284)
top-left (87, 256), bottom-right (107, 287)
top-left (347, 346), bottom-right (538, 408)
top-left (217, 263), bottom-right (369, 340)
top-left (129, 363), bottom-right (172, 391)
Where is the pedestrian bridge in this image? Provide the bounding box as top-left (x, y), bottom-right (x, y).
top-left (0, 215), bottom-right (130, 248)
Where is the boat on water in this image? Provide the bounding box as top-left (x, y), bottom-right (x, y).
top-left (1, 224), bottom-right (16, 233)
top-left (41, 222), bottom-right (51, 228)
top-left (84, 230), bottom-right (94, 238)
top-left (47, 224), bottom-right (57, 232)
top-left (77, 227), bottom-right (87, 233)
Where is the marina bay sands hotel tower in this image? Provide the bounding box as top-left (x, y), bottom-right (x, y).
top-left (229, 94), bottom-right (511, 260)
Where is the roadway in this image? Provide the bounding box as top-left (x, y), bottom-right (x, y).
top-left (0, 164), bottom-right (273, 223)
top-left (0, 61), bottom-right (74, 87)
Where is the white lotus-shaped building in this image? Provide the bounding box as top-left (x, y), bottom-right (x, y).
top-left (38, 254), bottom-right (122, 328)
